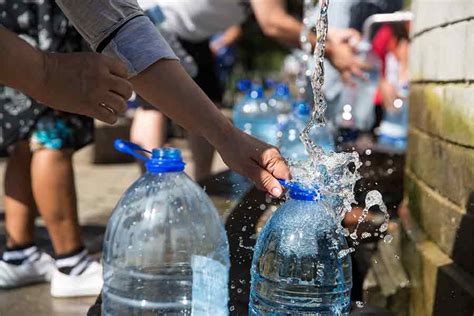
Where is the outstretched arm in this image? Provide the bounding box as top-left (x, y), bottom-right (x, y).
top-left (132, 59), bottom-right (290, 196)
top-left (56, 0), bottom-right (290, 196)
top-left (250, 0), bottom-right (366, 79)
top-left (0, 27), bottom-right (132, 124)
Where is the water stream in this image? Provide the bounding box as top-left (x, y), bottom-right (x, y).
top-left (292, 0), bottom-right (390, 251)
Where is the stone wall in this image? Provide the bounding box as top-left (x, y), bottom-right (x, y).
top-left (403, 1), bottom-right (474, 315)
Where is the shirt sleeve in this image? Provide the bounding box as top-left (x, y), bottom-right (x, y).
top-left (55, 0), bottom-right (178, 77)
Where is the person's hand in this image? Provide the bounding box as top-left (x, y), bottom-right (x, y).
top-left (210, 39), bottom-right (226, 56)
top-left (215, 127), bottom-right (290, 197)
top-left (326, 28), bottom-right (367, 83)
top-left (34, 52), bottom-right (133, 124)
top-left (329, 28), bottom-right (361, 46)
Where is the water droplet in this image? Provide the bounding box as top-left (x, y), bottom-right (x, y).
top-left (384, 234), bottom-right (393, 244)
top-left (259, 204), bottom-right (266, 210)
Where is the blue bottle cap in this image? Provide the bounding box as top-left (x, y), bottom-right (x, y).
top-left (147, 148), bottom-right (186, 173)
top-left (114, 139), bottom-right (185, 173)
top-left (248, 85), bottom-right (265, 99)
top-left (265, 79), bottom-right (276, 89)
top-left (274, 83), bottom-right (290, 98)
top-left (293, 100), bottom-right (311, 117)
top-left (237, 79), bottom-right (252, 92)
top-left (278, 179), bottom-right (323, 201)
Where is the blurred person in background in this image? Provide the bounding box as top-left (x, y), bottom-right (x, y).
top-left (0, 1), bottom-right (103, 297)
top-left (322, 0), bottom-right (404, 125)
top-left (131, 0), bottom-right (366, 181)
top-left (376, 23), bottom-right (410, 121)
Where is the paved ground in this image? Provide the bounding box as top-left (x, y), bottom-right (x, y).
top-left (0, 141), bottom-right (229, 316)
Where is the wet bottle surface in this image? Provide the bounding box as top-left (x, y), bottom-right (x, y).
top-left (102, 141), bottom-right (230, 316)
top-left (249, 182), bottom-right (352, 315)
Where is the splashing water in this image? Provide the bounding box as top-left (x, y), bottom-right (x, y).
top-left (290, 0), bottom-right (389, 243)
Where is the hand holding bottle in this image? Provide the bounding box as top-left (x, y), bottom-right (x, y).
top-left (132, 59), bottom-right (290, 198)
top-left (215, 127), bottom-right (290, 198)
top-left (326, 28), bottom-right (368, 82)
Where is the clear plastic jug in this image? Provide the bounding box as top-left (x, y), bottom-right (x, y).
top-left (249, 181), bottom-right (352, 315)
top-left (102, 140), bottom-right (230, 316)
top-left (233, 85), bottom-right (279, 146)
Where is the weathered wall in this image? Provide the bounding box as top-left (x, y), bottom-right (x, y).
top-left (403, 1), bottom-right (474, 315)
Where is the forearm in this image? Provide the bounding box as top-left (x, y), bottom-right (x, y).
top-left (251, 0), bottom-right (302, 47)
top-left (0, 27), bottom-right (45, 97)
top-left (220, 25), bottom-right (243, 46)
top-left (131, 59), bottom-right (233, 148)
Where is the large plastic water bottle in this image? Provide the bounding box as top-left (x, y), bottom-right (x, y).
top-left (378, 83), bottom-right (409, 151)
top-left (279, 100), bottom-right (335, 161)
top-left (337, 41), bottom-right (381, 132)
top-left (102, 140), bottom-right (230, 316)
top-left (233, 85), bottom-right (279, 145)
top-left (249, 181), bottom-right (352, 315)
top-left (268, 83), bottom-right (293, 125)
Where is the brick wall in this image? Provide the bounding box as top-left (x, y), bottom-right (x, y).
top-left (403, 1), bottom-right (474, 315)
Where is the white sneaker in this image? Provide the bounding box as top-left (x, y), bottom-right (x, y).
top-left (50, 261), bottom-right (103, 298)
top-left (0, 252), bottom-right (55, 288)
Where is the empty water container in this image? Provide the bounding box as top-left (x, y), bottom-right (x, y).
top-left (102, 140), bottom-right (230, 316)
top-left (279, 100), bottom-right (335, 161)
top-left (249, 181), bottom-right (352, 315)
top-left (233, 85), bottom-right (279, 145)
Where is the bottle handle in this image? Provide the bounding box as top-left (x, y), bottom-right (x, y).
top-left (114, 139), bottom-right (151, 162)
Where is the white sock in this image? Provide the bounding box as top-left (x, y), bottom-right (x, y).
top-left (2, 245), bottom-right (41, 265)
top-left (55, 247), bottom-right (92, 276)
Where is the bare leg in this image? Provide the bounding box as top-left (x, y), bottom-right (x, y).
top-left (187, 101), bottom-right (221, 181)
top-left (130, 107), bottom-right (168, 150)
top-left (30, 149), bottom-right (83, 256)
top-left (188, 134), bottom-right (214, 181)
top-left (130, 108), bottom-right (168, 172)
top-left (4, 142), bottom-right (36, 248)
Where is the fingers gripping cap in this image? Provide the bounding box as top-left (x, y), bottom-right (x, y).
top-left (278, 179), bottom-right (323, 201)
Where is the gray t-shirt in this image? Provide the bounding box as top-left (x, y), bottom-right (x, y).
top-left (55, 0), bottom-right (178, 77)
